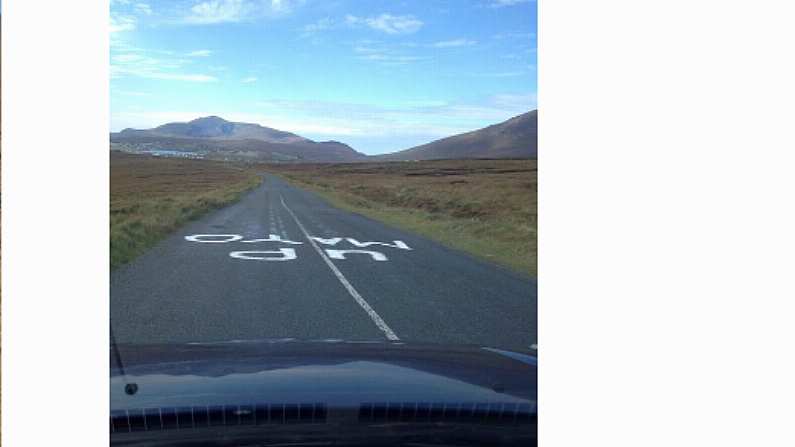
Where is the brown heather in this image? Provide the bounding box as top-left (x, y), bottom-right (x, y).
top-left (110, 151), bottom-right (261, 268)
top-left (264, 159), bottom-right (537, 276)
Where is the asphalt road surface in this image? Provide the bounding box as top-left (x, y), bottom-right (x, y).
top-left (111, 175), bottom-right (537, 352)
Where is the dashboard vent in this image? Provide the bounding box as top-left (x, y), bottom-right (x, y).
top-left (358, 402), bottom-right (536, 425)
top-left (111, 403), bottom-right (327, 433)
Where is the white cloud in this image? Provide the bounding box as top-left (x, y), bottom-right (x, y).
top-left (432, 38), bottom-right (477, 48)
top-left (183, 0), bottom-right (303, 24)
top-left (346, 14), bottom-right (423, 35)
top-left (359, 54), bottom-right (424, 64)
top-left (185, 0), bottom-right (247, 24)
top-left (110, 15), bottom-right (136, 33)
top-left (353, 44), bottom-right (426, 66)
top-left (301, 17), bottom-right (333, 35)
top-left (241, 76), bottom-right (258, 83)
top-left (134, 3), bottom-right (152, 15)
top-left (269, 0), bottom-right (300, 14)
top-left (186, 49), bottom-right (213, 57)
top-left (111, 48), bottom-right (218, 82)
top-left (114, 68), bottom-right (218, 82)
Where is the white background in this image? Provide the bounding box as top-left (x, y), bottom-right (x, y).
top-left (4, 0), bottom-right (795, 445)
top-left (2, 0), bottom-right (109, 446)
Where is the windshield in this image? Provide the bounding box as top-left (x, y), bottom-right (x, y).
top-left (110, 1), bottom-right (536, 445)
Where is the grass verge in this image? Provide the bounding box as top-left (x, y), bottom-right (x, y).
top-left (265, 159), bottom-right (536, 276)
top-left (110, 151), bottom-right (261, 268)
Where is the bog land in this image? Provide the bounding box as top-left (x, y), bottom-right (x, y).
top-left (265, 159), bottom-right (537, 276)
top-left (110, 151), bottom-right (261, 268)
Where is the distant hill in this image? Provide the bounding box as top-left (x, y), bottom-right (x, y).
top-left (111, 116), bottom-right (365, 162)
top-left (116, 116), bottom-right (309, 144)
top-left (378, 110), bottom-right (537, 161)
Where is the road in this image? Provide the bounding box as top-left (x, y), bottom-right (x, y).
top-left (111, 175), bottom-right (537, 352)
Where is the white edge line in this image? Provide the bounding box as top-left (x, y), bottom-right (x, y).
top-left (280, 194), bottom-right (400, 341)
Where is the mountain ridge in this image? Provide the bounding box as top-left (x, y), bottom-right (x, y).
top-left (111, 116), bottom-right (365, 162)
top-left (115, 115), bottom-right (310, 144)
top-left (111, 111), bottom-right (538, 162)
top-left (377, 110), bottom-right (537, 161)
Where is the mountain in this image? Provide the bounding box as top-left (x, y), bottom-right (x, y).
top-left (378, 110), bottom-right (537, 161)
top-left (111, 116), bottom-right (365, 162)
top-left (117, 116), bottom-right (309, 144)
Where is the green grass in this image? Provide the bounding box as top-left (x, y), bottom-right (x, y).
top-left (265, 159), bottom-right (537, 276)
top-left (110, 152), bottom-right (261, 268)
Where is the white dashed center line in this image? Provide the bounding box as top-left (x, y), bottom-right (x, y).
top-left (280, 194), bottom-right (399, 341)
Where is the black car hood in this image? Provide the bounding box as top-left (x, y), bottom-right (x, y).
top-left (110, 340), bottom-right (537, 446)
top-left (112, 339), bottom-right (536, 408)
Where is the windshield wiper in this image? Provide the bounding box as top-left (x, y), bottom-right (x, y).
top-left (111, 324), bottom-right (138, 395)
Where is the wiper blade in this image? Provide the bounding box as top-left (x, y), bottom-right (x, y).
top-left (110, 324), bottom-right (138, 395)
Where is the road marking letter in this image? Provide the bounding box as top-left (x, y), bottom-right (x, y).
top-left (185, 234), bottom-right (243, 243)
top-left (242, 234), bottom-right (303, 245)
top-left (229, 248), bottom-right (297, 261)
top-left (345, 238), bottom-right (411, 250)
top-left (310, 237), bottom-right (344, 246)
top-left (325, 249), bottom-right (388, 261)
top-left (310, 237), bottom-right (411, 250)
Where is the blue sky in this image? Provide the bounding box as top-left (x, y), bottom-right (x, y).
top-left (110, 0), bottom-right (536, 154)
